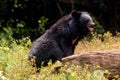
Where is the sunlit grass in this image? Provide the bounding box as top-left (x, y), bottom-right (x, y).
top-left (75, 32), bottom-right (120, 53)
top-left (0, 32), bottom-right (120, 80)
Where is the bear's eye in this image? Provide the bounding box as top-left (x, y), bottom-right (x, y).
top-left (83, 19), bottom-right (89, 24)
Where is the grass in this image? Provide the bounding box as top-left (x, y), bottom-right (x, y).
top-left (0, 32), bottom-right (120, 80)
top-left (75, 32), bottom-right (120, 53)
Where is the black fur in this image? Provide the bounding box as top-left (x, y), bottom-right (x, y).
top-left (28, 10), bottom-right (94, 70)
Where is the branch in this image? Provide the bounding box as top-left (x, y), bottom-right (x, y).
top-left (55, 0), bottom-right (63, 17)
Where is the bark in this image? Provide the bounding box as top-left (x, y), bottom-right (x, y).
top-left (62, 50), bottom-right (120, 78)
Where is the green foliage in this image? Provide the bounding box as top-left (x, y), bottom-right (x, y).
top-left (0, 16), bottom-right (48, 40)
top-left (92, 16), bottom-right (105, 35)
top-left (0, 37), bottom-right (32, 80)
top-left (93, 0), bottom-right (105, 9)
top-left (0, 27), bottom-right (13, 40)
top-left (0, 0), bottom-right (120, 40)
top-left (61, 69), bottom-right (77, 80)
top-left (0, 0), bottom-right (51, 40)
top-left (38, 17), bottom-right (48, 35)
top-left (0, 33), bottom-right (120, 80)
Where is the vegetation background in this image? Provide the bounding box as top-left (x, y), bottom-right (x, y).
top-left (0, 0), bottom-right (120, 40)
top-left (0, 0), bottom-right (120, 80)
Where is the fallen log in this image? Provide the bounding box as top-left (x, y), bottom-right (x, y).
top-left (62, 50), bottom-right (120, 79)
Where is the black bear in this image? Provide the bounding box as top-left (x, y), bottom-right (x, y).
top-left (28, 10), bottom-right (95, 70)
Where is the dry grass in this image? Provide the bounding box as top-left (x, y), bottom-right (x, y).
top-left (75, 32), bottom-right (120, 53)
top-left (0, 32), bottom-right (120, 80)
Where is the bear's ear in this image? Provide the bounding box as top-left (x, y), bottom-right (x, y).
top-left (71, 10), bottom-right (81, 19)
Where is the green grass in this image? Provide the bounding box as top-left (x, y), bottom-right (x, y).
top-left (0, 32), bottom-right (120, 80)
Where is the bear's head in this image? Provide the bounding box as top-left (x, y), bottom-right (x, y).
top-left (71, 10), bottom-right (95, 36)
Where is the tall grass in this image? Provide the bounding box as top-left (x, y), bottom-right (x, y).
top-left (0, 32), bottom-right (120, 80)
top-left (75, 32), bottom-right (120, 53)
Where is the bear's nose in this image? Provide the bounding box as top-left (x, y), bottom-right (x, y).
top-left (89, 23), bottom-right (95, 28)
top-left (88, 23), bottom-right (95, 32)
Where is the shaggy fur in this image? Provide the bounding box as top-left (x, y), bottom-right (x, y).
top-left (28, 10), bottom-right (95, 70)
